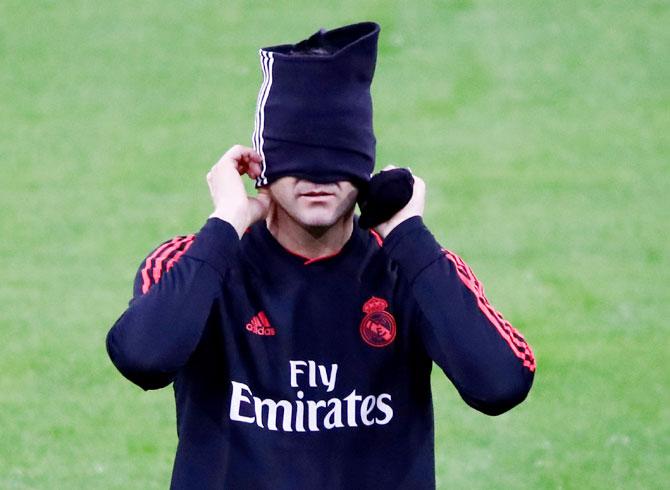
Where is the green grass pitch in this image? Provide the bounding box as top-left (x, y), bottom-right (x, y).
top-left (1, 0), bottom-right (668, 488)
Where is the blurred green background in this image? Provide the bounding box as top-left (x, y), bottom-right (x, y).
top-left (1, 0), bottom-right (668, 488)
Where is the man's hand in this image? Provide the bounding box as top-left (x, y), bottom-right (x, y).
top-left (207, 145), bottom-right (271, 238)
top-left (373, 165), bottom-right (426, 239)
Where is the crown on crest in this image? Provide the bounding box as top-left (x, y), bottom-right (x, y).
top-left (362, 297), bottom-right (388, 314)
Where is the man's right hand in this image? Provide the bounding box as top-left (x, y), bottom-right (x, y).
top-left (207, 145), bottom-right (271, 238)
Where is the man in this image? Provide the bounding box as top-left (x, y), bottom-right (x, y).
top-left (106, 22), bottom-right (535, 489)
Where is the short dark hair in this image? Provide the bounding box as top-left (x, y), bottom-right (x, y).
top-left (289, 45), bottom-right (337, 56)
top-left (288, 29), bottom-right (338, 56)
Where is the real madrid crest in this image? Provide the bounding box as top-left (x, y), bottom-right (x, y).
top-left (359, 296), bottom-right (396, 348)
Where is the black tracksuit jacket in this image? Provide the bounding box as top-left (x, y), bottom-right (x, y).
top-left (107, 216), bottom-right (535, 489)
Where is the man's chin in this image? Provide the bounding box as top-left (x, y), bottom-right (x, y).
top-left (299, 214), bottom-right (338, 229)
top-left (295, 206), bottom-right (352, 229)
top-left (280, 200), bottom-right (356, 231)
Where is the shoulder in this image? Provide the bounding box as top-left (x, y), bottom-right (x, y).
top-left (133, 234), bottom-right (196, 296)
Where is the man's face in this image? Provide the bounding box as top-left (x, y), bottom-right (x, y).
top-left (268, 177), bottom-right (358, 228)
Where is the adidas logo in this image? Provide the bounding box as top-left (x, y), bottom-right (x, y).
top-left (245, 311), bottom-right (276, 336)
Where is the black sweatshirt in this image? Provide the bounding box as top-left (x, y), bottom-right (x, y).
top-left (106, 216), bottom-right (535, 489)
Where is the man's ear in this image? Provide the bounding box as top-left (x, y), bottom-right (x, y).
top-left (257, 188), bottom-right (276, 224)
top-left (357, 168), bottom-right (414, 229)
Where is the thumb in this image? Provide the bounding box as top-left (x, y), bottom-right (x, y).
top-left (247, 192), bottom-right (271, 225)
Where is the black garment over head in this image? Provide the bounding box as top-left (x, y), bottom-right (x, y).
top-left (251, 22), bottom-right (380, 187)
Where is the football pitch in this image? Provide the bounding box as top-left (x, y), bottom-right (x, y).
top-left (1, 1), bottom-right (668, 488)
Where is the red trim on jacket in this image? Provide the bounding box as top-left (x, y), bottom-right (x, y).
top-left (140, 238), bottom-right (180, 294)
top-left (152, 238), bottom-right (188, 283)
top-left (370, 229), bottom-right (383, 247)
top-left (279, 244), bottom-right (344, 266)
top-left (165, 236), bottom-right (195, 273)
top-left (141, 235), bottom-right (195, 294)
top-left (443, 249), bottom-right (536, 372)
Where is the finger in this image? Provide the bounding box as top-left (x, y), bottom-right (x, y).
top-left (227, 146), bottom-right (262, 165)
top-left (234, 151), bottom-right (262, 174)
top-left (246, 162), bottom-right (262, 179)
top-left (248, 150), bottom-right (263, 163)
top-left (224, 144), bottom-right (254, 159)
top-left (219, 145), bottom-right (256, 172)
top-left (235, 159), bottom-right (249, 176)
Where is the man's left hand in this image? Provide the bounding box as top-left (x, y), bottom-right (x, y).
top-left (374, 165), bottom-right (426, 239)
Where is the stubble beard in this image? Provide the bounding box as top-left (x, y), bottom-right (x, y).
top-left (277, 198), bottom-right (357, 238)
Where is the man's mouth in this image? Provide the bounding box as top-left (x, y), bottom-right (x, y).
top-left (301, 191), bottom-right (334, 197)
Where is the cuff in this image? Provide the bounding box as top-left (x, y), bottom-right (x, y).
top-left (382, 217), bottom-right (444, 283)
top-left (184, 218), bottom-right (241, 275)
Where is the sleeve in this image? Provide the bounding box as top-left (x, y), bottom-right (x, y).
top-left (106, 218), bottom-right (240, 391)
top-left (382, 217), bottom-right (536, 416)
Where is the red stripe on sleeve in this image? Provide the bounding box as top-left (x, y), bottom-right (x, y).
top-left (443, 250), bottom-right (536, 372)
top-left (165, 235), bottom-right (195, 273)
top-left (140, 238), bottom-right (181, 294)
top-left (447, 251), bottom-right (534, 366)
top-left (151, 237), bottom-right (189, 284)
